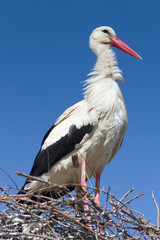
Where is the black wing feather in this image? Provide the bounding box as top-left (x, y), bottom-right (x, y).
top-left (19, 123), bottom-right (93, 199)
top-left (30, 124), bottom-right (93, 177)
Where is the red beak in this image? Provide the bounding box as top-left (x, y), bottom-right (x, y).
top-left (110, 36), bottom-right (142, 60)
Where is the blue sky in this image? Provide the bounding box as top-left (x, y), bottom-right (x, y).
top-left (0, 0), bottom-right (160, 225)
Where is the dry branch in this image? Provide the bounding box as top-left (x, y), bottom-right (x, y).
top-left (152, 191), bottom-right (160, 230)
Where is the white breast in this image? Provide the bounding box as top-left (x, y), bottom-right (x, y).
top-left (81, 94), bottom-right (128, 178)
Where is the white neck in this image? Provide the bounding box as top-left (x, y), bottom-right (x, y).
top-left (91, 45), bottom-right (123, 81)
top-left (84, 46), bottom-right (124, 112)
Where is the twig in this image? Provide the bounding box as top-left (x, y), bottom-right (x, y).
top-left (0, 167), bottom-right (18, 189)
top-left (152, 191), bottom-right (160, 230)
top-left (124, 191), bottom-right (145, 205)
top-left (119, 188), bottom-right (135, 203)
top-left (17, 171), bottom-right (52, 185)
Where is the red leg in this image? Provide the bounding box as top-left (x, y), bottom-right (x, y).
top-left (81, 157), bottom-right (89, 211)
top-left (94, 172), bottom-right (101, 206)
top-left (95, 171), bottom-right (103, 234)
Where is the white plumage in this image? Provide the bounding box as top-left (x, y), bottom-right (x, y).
top-left (19, 26), bottom-right (141, 201)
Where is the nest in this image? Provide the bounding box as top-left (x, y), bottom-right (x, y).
top-left (0, 179), bottom-right (160, 240)
top-left (0, 165), bottom-right (160, 239)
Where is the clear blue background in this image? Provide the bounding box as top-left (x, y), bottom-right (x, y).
top-left (0, 0), bottom-right (160, 225)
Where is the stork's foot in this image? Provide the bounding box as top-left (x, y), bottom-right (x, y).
top-left (94, 190), bottom-right (100, 206)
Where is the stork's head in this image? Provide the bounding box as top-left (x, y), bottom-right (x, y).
top-left (89, 26), bottom-right (141, 59)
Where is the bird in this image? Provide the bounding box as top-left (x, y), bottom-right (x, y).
top-left (18, 26), bottom-right (141, 205)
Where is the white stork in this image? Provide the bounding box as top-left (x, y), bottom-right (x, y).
top-left (19, 26), bottom-right (141, 205)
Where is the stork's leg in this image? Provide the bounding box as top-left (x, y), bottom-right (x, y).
top-left (95, 171), bottom-right (103, 234)
top-left (81, 157), bottom-right (89, 211)
top-left (94, 171), bottom-right (101, 206)
top-left (72, 154), bottom-right (82, 199)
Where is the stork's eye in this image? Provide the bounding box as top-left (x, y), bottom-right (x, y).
top-left (102, 29), bottom-right (109, 34)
